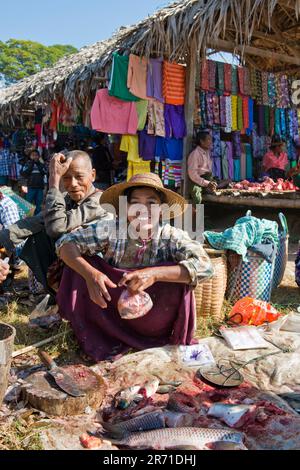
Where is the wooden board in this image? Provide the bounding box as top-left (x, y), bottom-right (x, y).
top-left (203, 193), bottom-right (300, 209)
top-left (22, 364), bottom-right (106, 416)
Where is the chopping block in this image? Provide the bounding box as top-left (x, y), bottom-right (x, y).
top-left (22, 364), bottom-right (106, 416)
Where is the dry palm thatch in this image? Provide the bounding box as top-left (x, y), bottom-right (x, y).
top-left (1, 0), bottom-right (300, 123)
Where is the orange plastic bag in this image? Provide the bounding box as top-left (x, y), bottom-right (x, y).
top-left (229, 297), bottom-right (281, 326)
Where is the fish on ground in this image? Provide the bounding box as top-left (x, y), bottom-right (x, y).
top-left (207, 403), bottom-right (256, 428)
top-left (106, 426), bottom-right (245, 450)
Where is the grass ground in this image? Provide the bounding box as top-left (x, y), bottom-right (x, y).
top-left (0, 229), bottom-right (299, 449)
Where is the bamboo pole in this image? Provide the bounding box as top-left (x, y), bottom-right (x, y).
top-left (209, 39), bottom-right (300, 66)
top-left (183, 37), bottom-right (198, 199)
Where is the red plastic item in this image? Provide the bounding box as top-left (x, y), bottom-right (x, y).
top-left (229, 297), bottom-right (281, 326)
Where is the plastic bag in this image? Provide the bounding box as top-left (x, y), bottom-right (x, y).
top-left (117, 289), bottom-right (153, 320)
top-left (29, 294), bottom-right (61, 329)
top-left (229, 297), bottom-right (281, 327)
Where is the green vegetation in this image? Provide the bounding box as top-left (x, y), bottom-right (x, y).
top-left (0, 39), bottom-right (77, 84)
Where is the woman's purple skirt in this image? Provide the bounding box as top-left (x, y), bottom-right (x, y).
top-left (57, 256), bottom-right (196, 361)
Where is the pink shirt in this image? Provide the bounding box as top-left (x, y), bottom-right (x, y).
top-left (263, 151), bottom-right (288, 172)
top-left (91, 88), bottom-right (138, 135)
top-left (188, 146), bottom-right (212, 187)
top-left (127, 54), bottom-right (148, 100)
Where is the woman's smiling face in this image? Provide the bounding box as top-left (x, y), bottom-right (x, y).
top-left (127, 187), bottom-right (162, 234)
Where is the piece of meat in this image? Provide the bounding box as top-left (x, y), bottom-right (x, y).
top-left (80, 433), bottom-right (103, 449)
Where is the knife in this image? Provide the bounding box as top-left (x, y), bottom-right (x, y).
top-left (38, 350), bottom-right (85, 397)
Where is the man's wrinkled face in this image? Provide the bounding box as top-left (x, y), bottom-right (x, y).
top-left (62, 157), bottom-right (96, 202)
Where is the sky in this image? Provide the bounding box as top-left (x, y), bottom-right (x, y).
top-left (1, 0), bottom-right (169, 49)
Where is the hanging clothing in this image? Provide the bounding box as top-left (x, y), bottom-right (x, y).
top-left (147, 100), bottom-right (165, 137)
top-left (201, 59), bottom-right (209, 91)
top-left (224, 96), bottom-right (232, 133)
top-left (91, 89), bottom-right (138, 135)
top-left (135, 100), bottom-right (148, 131)
top-left (127, 54), bottom-right (148, 100)
top-left (127, 161), bottom-right (151, 181)
top-left (138, 131), bottom-right (156, 161)
top-left (224, 63), bottom-right (232, 93)
top-left (231, 95), bottom-right (238, 131)
top-left (234, 160), bottom-right (241, 182)
top-left (155, 137), bottom-right (183, 161)
top-left (163, 61), bottom-right (186, 105)
top-left (146, 58), bottom-right (164, 103)
top-left (245, 144), bottom-right (253, 180)
top-left (216, 62), bottom-right (224, 94)
top-left (208, 60), bottom-right (216, 91)
top-left (240, 150), bottom-right (246, 181)
top-left (120, 135), bottom-right (141, 163)
top-left (221, 142), bottom-right (229, 179)
top-left (164, 105), bottom-right (187, 139)
top-left (109, 52), bottom-right (139, 102)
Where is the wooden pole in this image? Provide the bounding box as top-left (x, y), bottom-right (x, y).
top-left (209, 39), bottom-right (300, 66)
top-left (183, 37), bottom-right (198, 199)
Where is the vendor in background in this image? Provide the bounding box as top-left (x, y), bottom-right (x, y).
top-left (287, 138), bottom-right (300, 187)
top-left (90, 133), bottom-right (114, 189)
top-left (21, 149), bottom-right (47, 215)
top-left (187, 131), bottom-right (229, 205)
top-left (262, 135), bottom-right (288, 181)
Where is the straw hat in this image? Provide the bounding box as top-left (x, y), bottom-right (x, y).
top-left (100, 173), bottom-right (186, 218)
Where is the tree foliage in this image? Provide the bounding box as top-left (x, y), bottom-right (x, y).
top-left (0, 39), bottom-right (78, 85)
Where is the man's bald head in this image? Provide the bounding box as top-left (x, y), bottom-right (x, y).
top-left (62, 150), bottom-right (96, 202)
top-left (67, 150), bottom-right (93, 171)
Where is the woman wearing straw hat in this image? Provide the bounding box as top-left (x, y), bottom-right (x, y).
top-left (262, 135), bottom-right (288, 181)
top-left (56, 173), bottom-right (213, 361)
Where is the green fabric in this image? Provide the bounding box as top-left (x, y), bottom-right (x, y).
top-left (204, 216), bottom-right (279, 261)
top-left (109, 52), bottom-right (139, 102)
top-left (136, 99), bottom-right (148, 130)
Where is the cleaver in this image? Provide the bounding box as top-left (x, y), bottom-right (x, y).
top-left (38, 350), bottom-right (85, 397)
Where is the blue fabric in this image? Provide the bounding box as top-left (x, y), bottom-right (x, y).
top-left (204, 216), bottom-right (279, 261)
top-left (248, 241), bottom-right (277, 263)
top-left (245, 143), bottom-right (253, 180)
top-left (27, 188), bottom-right (43, 215)
top-left (234, 159), bottom-right (241, 182)
top-left (155, 137), bottom-right (183, 161)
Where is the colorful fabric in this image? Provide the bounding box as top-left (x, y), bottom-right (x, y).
top-left (231, 66), bottom-right (238, 95)
top-left (234, 159), bottom-right (241, 181)
top-left (224, 96), bottom-right (232, 133)
top-left (216, 62), bottom-right (224, 94)
top-left (109, 52), bottom-right (139, 102)
top-left (262, 72), bottom-right (269, 106)
top-left (208, 60), bottom-right (216, 91)
top-left (240, 150), bottom-right (246, 181)
top-left (120, 135), bottom-right (141, 163)
top-left (219, 95), bottom-right (227, 128)
top-left (147, 99), bottom-right (165, 137)
top-left (212, 94), bottom-right (220, 125)
top-left (138, 130), bottom-right (156, 161)
top-left (163, 61), bottom-right (186, 105)
top-left (237, 95), bottom-right (243, 131)
top-left (91, 88), bottom-right (138, 135)
top-left (201, 59), bottom-right (209, 91)
top-left (232, 131), bottom-right (242, 159)
top-left (224, 63), bottom-right (232, 93)
top-left (206, 92), bottom-right (214, 127)
top-left (135, 100), bottom-right (148, 131)
top-left (127, 161), bottom-right (151, 181)
top-left (204, 216), bottom-right (279, 261)
top-left (155, 137), bottom-right (183, 161)
top-left (127, 54), bottom-right (148, 100)
top-left (268, 73), bottom-right (276, 108)
top-left (243, 68), bottom-right (251, 96)
top-left (245, 143), bottom-right (253, 180)
top-left (238, 67), bottom-right (245, 95)
top-left (164, 105), bottom-right (186, 139)
top-left (231, 95), bottom-right (238, 131)
top-left (221, 142), bottom-right (229, 179)
top-left (147, 58), bottom-right (164, 103)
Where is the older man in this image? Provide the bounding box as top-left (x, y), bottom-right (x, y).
top-left (0, 150), bottom-right (110, 293)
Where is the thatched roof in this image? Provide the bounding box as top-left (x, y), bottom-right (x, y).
top-left (1, 0), bottom-right (300, 124)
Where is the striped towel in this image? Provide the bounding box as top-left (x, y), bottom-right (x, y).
top-left (163, 61), bottom-right (186, 106)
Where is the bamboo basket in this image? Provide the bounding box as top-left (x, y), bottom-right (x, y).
top-left (194, 247), bottom-right (227, 323)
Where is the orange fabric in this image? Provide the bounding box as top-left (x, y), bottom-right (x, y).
top-left (163, 61), bottom-right (186, 105)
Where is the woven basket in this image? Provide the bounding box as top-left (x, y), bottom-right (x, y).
top-left (194, 248), bottom-right (227, 323)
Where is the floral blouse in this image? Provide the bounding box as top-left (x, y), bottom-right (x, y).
top-left (56, 220), bottom-right (214, 287)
